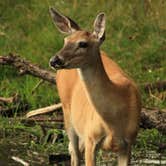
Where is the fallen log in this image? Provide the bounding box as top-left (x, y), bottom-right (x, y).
top-left (0, 53), bottom-right (56, 84)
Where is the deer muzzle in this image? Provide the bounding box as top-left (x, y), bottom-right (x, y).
top-left (49, 55), bottom-right (65, 69)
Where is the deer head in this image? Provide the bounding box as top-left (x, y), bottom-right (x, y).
top-left (49, 8), bottom-right (105, 69)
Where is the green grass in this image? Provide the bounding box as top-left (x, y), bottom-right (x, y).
top-left (0, 0), bottom-right (166, 164)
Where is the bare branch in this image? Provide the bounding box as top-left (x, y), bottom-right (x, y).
top-left (140, 108), bottom-right (166, 134)
top-left (20, 117), bottom-right (64, 129)
top-left (31, 79), bottom-right (44, 94)
top-left (0, 53), bottom-right (56, 84)
top-left (0, 94), bottom-right (19, 104)
top-left (26, 103), bottom-right (62, 118)
top-left (142, 80), bottom-right (166, 92)
top-left (11, 156), bottom-right (29, 166)
top-left (0, 104), bottom-right (29, 117)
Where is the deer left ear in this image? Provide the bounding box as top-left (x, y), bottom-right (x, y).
top-left (49, 8), bottom-right (80, 34)
top-left (93, 13), bottom-right (105, 44)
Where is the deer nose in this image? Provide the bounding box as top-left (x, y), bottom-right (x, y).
top-left (49, 56), bottom-right (65, 68)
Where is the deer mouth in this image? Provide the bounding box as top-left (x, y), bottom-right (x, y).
top-left (50, 62), bottom-right (67, 70)
top-left (49, 56), bottom-right (67, 70)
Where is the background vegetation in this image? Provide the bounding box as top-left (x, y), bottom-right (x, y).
top-left (0, 0), bottom-right (166, 165)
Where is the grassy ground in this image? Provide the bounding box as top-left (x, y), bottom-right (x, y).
top-left (0, 0), bottom-right (166, 165)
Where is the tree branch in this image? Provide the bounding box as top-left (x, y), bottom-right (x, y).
top-left (140, 108), bottom-right (166, 134)
top-left (0, 104), bottom-right (29, 117)
top-left (26, 103), bottom-right (62, 118)
top-left (0, 94), bottom-right (19, 104)
top-left (143, 80), bottom-right (166, 92)
top-left (0, 53), bottom-right (56, 84)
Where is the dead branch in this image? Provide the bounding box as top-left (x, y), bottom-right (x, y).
top-left (31, 79), bottom-right (44, 94)
top-left (49, 154), bottom-right (70, 165)
top-left (26, 103), bottom-right (62, 118)
top-left (0, 93), bottom-right (28, 116)
top-left (0, 104), bottom-right (29, 117)
top-left (143, 80), bottom-right (166, 92)
top-left (0, 94), bottom-right (20, 104)
top-left (0, 97), bottom-right (14, 104)
top-left (20, 116), bottom-right (64, 129)
top-left (0, 53), bottom-right (56, 84)
top-left (11, 156), bottom-right (29, 166)
top-left (140, 108), bottom-right (166, 134)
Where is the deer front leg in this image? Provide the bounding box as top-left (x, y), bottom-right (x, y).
top-left (68, 127), bottom-right (81, 166)
top-left (85, 137), bottom-right (97, 166)
top-left (117, 141), bottom-right (131, 166)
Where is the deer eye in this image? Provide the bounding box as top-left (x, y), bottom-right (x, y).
top-left (78, 41), bottom-right (88, 48)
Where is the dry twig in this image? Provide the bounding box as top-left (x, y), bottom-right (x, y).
top-left (0, 94), bottom-right (19, 104)
top-left (26, 103), bottom-right (62, 118)
top-left (143, 80), bottom-right (166, 92)
top-left (11, 156), bottom-right (29, 166)
top-left (31, 79), bottom-right (44, 94)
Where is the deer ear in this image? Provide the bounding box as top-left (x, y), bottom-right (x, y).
top-left (93, 13), bottom-right (105, 43)
top-left (49, 8), bottom-right (80, 34)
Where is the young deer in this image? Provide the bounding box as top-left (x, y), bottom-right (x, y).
top-left (49, 8), bottom-right (141, 166)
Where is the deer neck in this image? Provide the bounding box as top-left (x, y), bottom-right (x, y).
top-left (77, 51), bottom-right (116, 119)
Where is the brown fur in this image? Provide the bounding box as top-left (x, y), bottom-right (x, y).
top-left (49, 9), bottom-right (141, 166)
top-left (56, 51), bottom-right (141, 165)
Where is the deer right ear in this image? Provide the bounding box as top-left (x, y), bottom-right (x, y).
top-left (49, 8), bottom-right (80, 34)
top-left (93, 12), bottom-right (105, 44)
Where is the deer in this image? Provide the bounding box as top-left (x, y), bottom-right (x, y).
top-left (49, 8), bottom-right (141, 166)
